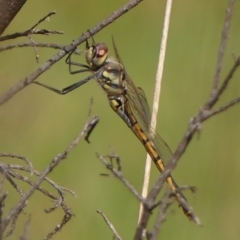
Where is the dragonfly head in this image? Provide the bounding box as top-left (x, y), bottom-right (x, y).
top-left (85, 40), bottom-right (108, 69)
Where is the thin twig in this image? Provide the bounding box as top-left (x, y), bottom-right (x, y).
top-left (205, 95), bottom-right (240, 119)
top-left (1, 115), bottom-right (99, 232)
top-left (211, 0), bottom-right (235, 93)
top-left (0, 42), bottom-right (82, 54)
top-left (96, 154), bottom-right (145, 203)
top-left (0, 153), bottom-right (33, 175)
top-left (27, 35), bottom-right (40, 62)
top-left (0, 192), bottom-right (7, 240)
top-left (31, 12), bottom-right (56, 30)
top-left (44, 207), bottom-right (72, 240)
top-left (0, 11), bottom-right (57, 41)
top-left (5, 202), bottom-right (27, 238)
top-left (0, 161), bottom-right (74, 238)
top-left (97, 210), bottom-right (122, 240)
top-left (147, 188), bottom-right (172, 240)
top-left (19, 215), bottom-right (31, 240)
top-left (85, 99), bottom-right (99, 143)
top-left (8, 164), bottom-right (77, 198)
top-left (207, 56), bottom-right (240, 109)
top-left (134, 169), bottom-right (201, 239)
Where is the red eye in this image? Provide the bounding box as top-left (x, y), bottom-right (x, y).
top-left (95, 44), bottom-right (108, 58)
top-left (86, 43), bottom-right (108, 68)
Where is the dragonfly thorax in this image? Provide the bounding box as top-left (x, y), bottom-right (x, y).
top-left (85, 43), bottom-right (108, 69)
top-left (97, 62), bottom-right (126, 96)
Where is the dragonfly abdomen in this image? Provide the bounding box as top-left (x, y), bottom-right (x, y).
top-left (132, 119), bottom-right (177, 189)
top-left (121, 100), bottom-right (178, 192)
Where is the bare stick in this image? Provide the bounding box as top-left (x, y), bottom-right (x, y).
top-left (44, 206), bottom-right (72, 240)
top-left (207, 54), bottom-right (240, 109)
top-left (0, 42), bottom-right (82, 54)
top-left (0, 11), bottom-right (58, 41)
top-left (138, 0), bottom-right (173, 223)
top-left (147, 189), bottom-right (172, 240)
top-left (85, 99), bottom-right (99, 143)
top-left (96, 154), bottom-right (144, 203)
top-left (19, 215), bottom-right (31, 240)
top-left (8, 164), bottom-right (77, 198)
top-left (205, 94), bottom-right (240, 119)
top-left (97, 210), bottom-right (122, 240)
top-left (211, 0), bottom-right (235, 93)
top-left (0, 192), bottom-right (7, 240)
top-left (0, 153), bottom-right (33, 175)
top-left (135, 169), bottom-right (201, 239)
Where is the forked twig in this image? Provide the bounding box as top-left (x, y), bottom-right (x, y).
top-left (96, 154), bottom-right (144, 203)
top-left (0, 115), bottom-right (99, 238)
top-left (146, 188), bottom-right (172, 240)
top-left (0, 11), bottom-right (60, 42)
top-left (96, 152), bottom-right (194, 240)
top-left (0, 153), bottom-right (33, 175)
top-left (0, 11), bottom-right (64, 63)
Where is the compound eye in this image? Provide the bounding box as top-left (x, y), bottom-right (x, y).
top-left (85, 43), bottom-right (108, 68)
top-left (91, 43), bottom-right (108, 67)
top-left (95, 44), bottom-right (108, 58)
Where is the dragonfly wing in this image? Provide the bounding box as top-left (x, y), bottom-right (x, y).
top-left (111, 37), bottom-right (173, 163)
top-left (111, 36), bottom-right (125, 68)
top-left (125, 74), bottom-right (173, 163)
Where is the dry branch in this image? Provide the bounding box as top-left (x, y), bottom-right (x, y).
top-left (0, 11), bottom-right (61, 42)
top-left (0, 115), bottom-right (99, 239)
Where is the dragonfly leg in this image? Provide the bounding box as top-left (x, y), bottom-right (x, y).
top-left (34, 74), bottom-right (96, 95)
top-left (65, 49), bottom-right (92, 75)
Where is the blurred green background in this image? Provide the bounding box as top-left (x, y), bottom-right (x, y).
top-left (1, 0), bottom-right (240, 239)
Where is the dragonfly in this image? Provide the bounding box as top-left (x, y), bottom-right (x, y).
top-left (34, 36), bottom-right (199, 224)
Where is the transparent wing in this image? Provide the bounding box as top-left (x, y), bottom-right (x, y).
top-left (111, 36), bottom-right (125, 68)
top-left (112, 37), bottom-right (173, 163)
top-left (127, 75), bottom-right (173, 163)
